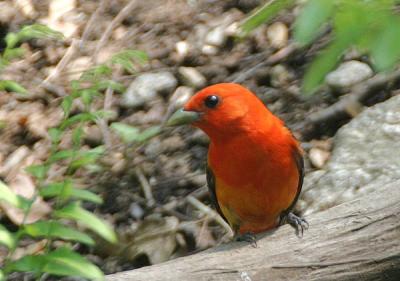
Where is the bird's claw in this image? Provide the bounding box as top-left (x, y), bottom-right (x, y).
top-left (235, 232), bottom-right (257, 248)
top-left (281, 212), bottom-right (308, 237)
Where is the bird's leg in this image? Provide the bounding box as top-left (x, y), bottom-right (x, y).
top-left (280, 212), bottom-right (309, 237)
top-left (235, 232), bottom-right (257, 248)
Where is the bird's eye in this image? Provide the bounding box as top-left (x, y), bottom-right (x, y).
top-left (204, 95), bottom-right (219, 108)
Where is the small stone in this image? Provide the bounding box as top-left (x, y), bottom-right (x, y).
top-left (169, 86), bottom-right (194, 109)
top-left (270, 64), bottom-right (291, 87)
top-left (122, 72), bottom-right (177, 108)
top-left (225, 22), bottom-right (239, 37)
top-left (175, 41), bottom-right (190, 60)
top-left (129, 202), bottom-right (144, 220)
top-left (84, 125), bottom-right (103, 146)
top-left (113, 26), bottom-right (128, 40)
top-left (266, 22), bottom-right (288, 49)
top-left (326, 60), bottom-right (373, 89)
top-left (0, 2), bottom-right (15, 22)
top-left (15, 0), bottom-right (37, 18)
top-left (111, 159), bottom-right (126, 175)
top-left (205, 26), bottom-right (226, 47)
top-left (178, 67), bottom-right (206, 89)
top-left (201, 44), bottom-right (218, 56)
top-left (309, 147), bottom-right (330, 168)
top-left (162, 136), bottom-right (185, 153)
top-left (144, 138), bottom-right (163, 158)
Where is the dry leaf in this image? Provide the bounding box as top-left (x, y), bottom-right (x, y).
top-left (119, 216), bottom-right (179, 264)
top-left (1, 173), bottom-right (51, 225)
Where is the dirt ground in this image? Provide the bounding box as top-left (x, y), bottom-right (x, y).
top-left (0, 0), bottom-right (398, 278)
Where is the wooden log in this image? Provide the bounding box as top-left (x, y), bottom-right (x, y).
top-left (106, 180), bottom-right (400, 281)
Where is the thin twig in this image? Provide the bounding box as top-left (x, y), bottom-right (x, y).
top-left (35, 79), bottom-right (67, 97)
top-left (80, 0), bottom-right (107, 50)
top-left (93, 0), bottom-right (139, 63)
top-left (233, 43), bottom-right (298, 83)
top-left (95, 70), bottom-right (118, 149)
top-left (43, 39), bottom-right (79, 84)
top-left (186, 195), bottom-right (233, 236)
top-left (135, 166), bottom-right (155, 207)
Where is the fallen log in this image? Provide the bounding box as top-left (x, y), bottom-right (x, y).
top-left (107, 180), bottom-right (400, 281)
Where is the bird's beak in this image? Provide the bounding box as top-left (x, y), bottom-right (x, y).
top-left (166, 108), bottom-right (201, 126)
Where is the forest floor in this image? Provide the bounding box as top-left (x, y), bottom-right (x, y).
top-left (0, 0), bottom-right (398, 277)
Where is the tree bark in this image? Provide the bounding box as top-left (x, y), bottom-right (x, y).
top-left (106, 180), bottom-right (400, 281)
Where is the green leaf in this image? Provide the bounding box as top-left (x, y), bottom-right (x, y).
top-left (371, 17), bottom-right (400, 71)
top-left (80, 64), bottom-right (112, 81)
top-left (25, 164), bottom-right (48, 180)
top-left (72, 126), bottom-right (84, 148)
top-left (111, 123), bottom-right (162, 143)
top-left (5, 255), bottom-right (46, 275)
top-left (0, 224), bottom-right (16, 249)
top-left (239, 0), bottom-right (295, 37)
top-left (70, 146), bottom-right (105, 170)
top-left (0, 269), bottom-right (5, 281)
top-left (302, 40), bottom-right (346, 94)
top-left (96, 80), bottom-right (126, 93)
top-left (61, 95), bottom-right (73, 118)
top-left (0, 182), bottom-right (30, 211)
top-left (55, 202), bottom-right (117, 243)
top-left (17, 24), bottom-right (64, 43)
top-left (5, 32), bottom-right (19, 49)
top-left (48, 128), bottom-right (63, 144)
top-left (293, 0), bottom-right (335, 45)
top-left (6, 247), bottom-right (104, 280)
top-left (44, 247), bottom-right (104, 280)
top-left (0, 80), bottom-right (28, 94)
top-left (111, 122), bottom-right (140, 143)
top-left (60, 111), bottom-right (113, 130)
top-left (24, 221), bottom-right (95, 246)
top-left (111, 50), bottom-right (148, 74)
top-left (68, 189), bottom-right (103, 204)
top-left (0, 180), bottom-right (21, 207)
top-left (301, 1), bottom-right (370, 94)
top-left (49, 149), bottom-right (75, 162)
top-left (3, 47), bottom-right (25, 61)
top-left (81, 89), bottom-right (96, 108)
top-left (40, 181), bottom-right (103, 204)
top-left (136, 126), bottom-right (162, 143)
top-left (40, 180), bottom-right (73, 201)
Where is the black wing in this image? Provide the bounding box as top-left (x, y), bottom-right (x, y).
top-left (206, 166), bottom-right (228, 223)
top-left (285, 148), bottom-right (304, 213)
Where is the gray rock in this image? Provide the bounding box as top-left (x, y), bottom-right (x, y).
top-left (326, 60), bottom-right (373, 89)
top-left (205, 26), bottom-right (226, 47)
top-left (169, 86), bottom-right (193, 108)
top-left (298, 95), bottom-right (400, 215)
top-left (122, 72), bottom-right (177, 108)
top-left (178, 67), bottom-right (206, 89)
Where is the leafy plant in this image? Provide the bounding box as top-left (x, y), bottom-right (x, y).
top-left (0, 25), bottom-right (148, 280)
top-left (111, 123), bottom-right (162, 144)
top-left (0, 24), bottom-right (63, 94)
top-left (239, 0), bottom-right (400, 94)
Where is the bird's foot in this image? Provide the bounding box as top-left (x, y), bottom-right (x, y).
top-left (280, 212), bottom-right (308, 237)
top-left (235, 232), bottom-right (257, 248)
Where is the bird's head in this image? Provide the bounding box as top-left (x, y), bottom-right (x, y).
top-left (167, 83), bottom-right (268, 138)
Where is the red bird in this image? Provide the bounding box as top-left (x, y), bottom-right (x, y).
top-left (168, 83), bottom-right (307, 242)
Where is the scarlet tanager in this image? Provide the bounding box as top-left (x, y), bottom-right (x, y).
top-left (168, 83), bottom-right (307, 242)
